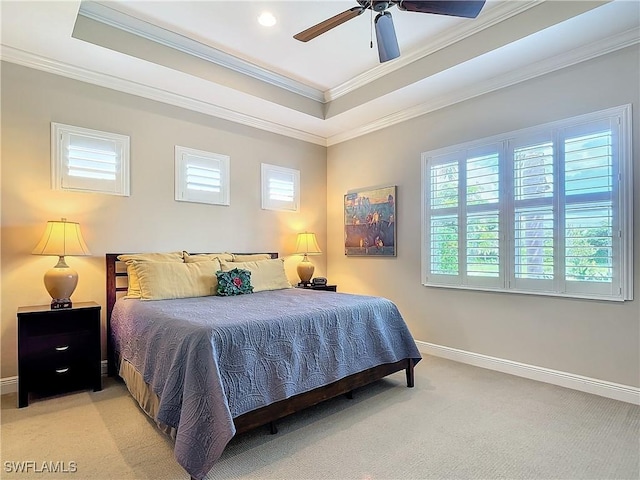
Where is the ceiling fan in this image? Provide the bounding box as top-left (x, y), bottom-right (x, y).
top-left (293, 1), bottom-right (486, 63)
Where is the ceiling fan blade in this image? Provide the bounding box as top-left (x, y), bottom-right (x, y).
top-left (294, 6), bottom-right (365, 42)
top-left (375, 12), bottom-right (400, 63)
top-left (397, 1), bottom-right (486, 18)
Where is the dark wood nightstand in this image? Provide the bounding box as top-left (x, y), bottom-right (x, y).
top-left (17, 301), bottom-right (102, 407)
top-left (297, 284), bottom-right (337, 292)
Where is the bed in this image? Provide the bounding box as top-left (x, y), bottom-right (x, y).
top-left (106, 253), bottom-right (421, 480)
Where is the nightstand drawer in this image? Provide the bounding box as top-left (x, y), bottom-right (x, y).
top-left (21, 315), bottom-right (94, 337)
top-left (33, 363), bottom-right (94, 395)
top-left (24, 332), bottom-right (92, 367)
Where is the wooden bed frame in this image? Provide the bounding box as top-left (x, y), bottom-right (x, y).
top-left (105, 252), bottom-right (416, 441)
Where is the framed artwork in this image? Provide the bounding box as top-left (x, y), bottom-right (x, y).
top-left (344, 185), bottom-right (396, 256)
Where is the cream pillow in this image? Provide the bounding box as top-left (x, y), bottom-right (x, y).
top-left (232, 253), bottom-right (272, 262)
top-left (220, 258), bottom-right (291, 292)
top-left (118, 252), bottom-right (184, 298)
top-left (131, 259), bottom-right (222, 300)
top-left (184, 252), bottom-right (234, 263)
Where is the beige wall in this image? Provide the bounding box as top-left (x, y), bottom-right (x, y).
top-left (0, 62), bottom-right (327, 378)
top-left (327, 46), bottom-right (640, 387)
top-left (2, 46), bottom-right (639, 389)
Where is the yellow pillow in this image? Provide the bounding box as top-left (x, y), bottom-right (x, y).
top-left (232, 253), bottom-right (272, 262)
top-left (118, 252), bottom-right (184, 298)
top-left (184, 252), bottom-right (234, 263)
top-left (220, 259), bottom-right (290, 292)
top-left (131, 259), bottom-right (222, 300)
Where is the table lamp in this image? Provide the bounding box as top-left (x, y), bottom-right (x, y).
top-left (32, 218), bottom-right (91, 309)
top-left (294, 232), bottom-right (322, 286)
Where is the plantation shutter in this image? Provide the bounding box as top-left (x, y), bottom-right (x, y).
top-left (509, 132), bottom-right (555, 293)
top-left (422, 105), bottom-right (631, 301)
top-left (464, 147), bottom-right (501, 288)
top-left (560, 118), bottom-right (619, 298)
top-left (175, 146), bottom-right (230, 206)
top-left (52, 123), bottom-right (130, 196)
top-left (261, 164), bottom-right (299, 212)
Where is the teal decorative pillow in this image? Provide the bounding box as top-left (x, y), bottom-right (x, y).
top-left (216, 268), bottom-right (254, 296)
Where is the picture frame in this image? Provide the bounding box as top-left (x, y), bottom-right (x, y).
top-left (344, 185), bottom-right (396, 256)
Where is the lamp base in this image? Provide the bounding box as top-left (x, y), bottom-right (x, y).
top-left (297, 256), bottom-right (315, 285)
top-left (51, 299), bottom-right (72, 310)
top-left (44, 256), bottom-right (78, 310)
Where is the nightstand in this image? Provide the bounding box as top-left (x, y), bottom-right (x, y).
top-left (17, 301), bottom-right (102, 407)
top-left (297, 284), bottom-right (337, 292)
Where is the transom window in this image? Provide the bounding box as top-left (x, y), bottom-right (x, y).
top-left (175, 146), bottom-right (230, 206)
top-left (261, 163), bottom-right (300, 212)
top-left (51, 123), bottom-right (130, 196)
top-left (421, 105), bottom-right (633, 301)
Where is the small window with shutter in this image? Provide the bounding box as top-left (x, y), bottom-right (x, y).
top-left (261, 163), bottom-right (300, 212)
top-left (51, 123), bottom-right (130, 196)
top-left (175, 146), bottom-right (230, 206)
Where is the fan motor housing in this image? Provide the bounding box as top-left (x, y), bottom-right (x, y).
top-left (358, 1), bottom-right (394, 12)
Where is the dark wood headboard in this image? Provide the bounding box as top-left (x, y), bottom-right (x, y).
top-left (105, 252), bottom-right (278, 375)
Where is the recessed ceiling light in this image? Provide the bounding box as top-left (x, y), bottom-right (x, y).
top-left (258, 12), bottom-right (276, 27)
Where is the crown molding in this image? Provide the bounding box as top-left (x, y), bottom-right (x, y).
top-left (327, 27), bottom-right (640, 146)
top-left (0, 46), bottom-right (327, 147)
top-left (325, 0), bottom-right (542, 102)
top-left (1, 25), bottom-right (636, 149)
top-left (79, 1), bottom-right (325, 103)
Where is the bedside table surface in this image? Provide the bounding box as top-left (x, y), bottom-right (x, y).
top-left (297, 284), bottom-right (338, 292)
top-left (18, 301), bottom-right (100, 314)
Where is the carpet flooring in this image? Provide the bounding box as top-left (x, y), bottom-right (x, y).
top-left (1, 355), bottom-right (638, 479)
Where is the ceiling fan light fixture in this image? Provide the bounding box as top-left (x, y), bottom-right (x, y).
top-left (258, 12), bottom-right (277, 27)
top-left (375, 11), bottom-right (400, 63)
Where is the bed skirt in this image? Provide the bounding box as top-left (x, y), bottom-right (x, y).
top-left (119, 358), bottom-right (177, 439)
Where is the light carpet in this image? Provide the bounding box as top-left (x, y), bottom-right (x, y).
top-left (1, 355), bottom-right (638, 480)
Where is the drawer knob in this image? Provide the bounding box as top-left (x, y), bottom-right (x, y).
top-left (55, 368), bottom-right (70, 374)
top-left (55, 345), bottom-right (69, 351)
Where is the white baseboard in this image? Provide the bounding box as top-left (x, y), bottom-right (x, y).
top-left (417, 341), bottom-right (640, 405)
top-left (1, 361), bottom-right (109, 396)
top-left (1, 376), bottom-right (18, 395)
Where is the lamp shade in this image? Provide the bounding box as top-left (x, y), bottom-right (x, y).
top-left (32, 219), bottom-right (91, 257)
top-left (294, 232), bottom-right (322, 256)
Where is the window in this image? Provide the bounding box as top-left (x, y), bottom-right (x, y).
top-left (261, 163), bottom-right (300, 212)
top-left (422, 105), bottom-right (633, 301)
top-left (51, 123), bottom-right (130, 196)
top-left (175, 146), bottom-right (230, 206)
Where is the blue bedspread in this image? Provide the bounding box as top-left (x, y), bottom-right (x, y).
top-left (111, 288), bottom-right (421, 479)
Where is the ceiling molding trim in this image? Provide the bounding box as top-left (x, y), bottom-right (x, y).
top-left (0, 46), bottom-right (327, 147)
top-left (327, 27), bottom-right (640, 146)
top-left (79, 1), bottom-right (325, 103)
top-left (325, 0), bottom-right (542, 102)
